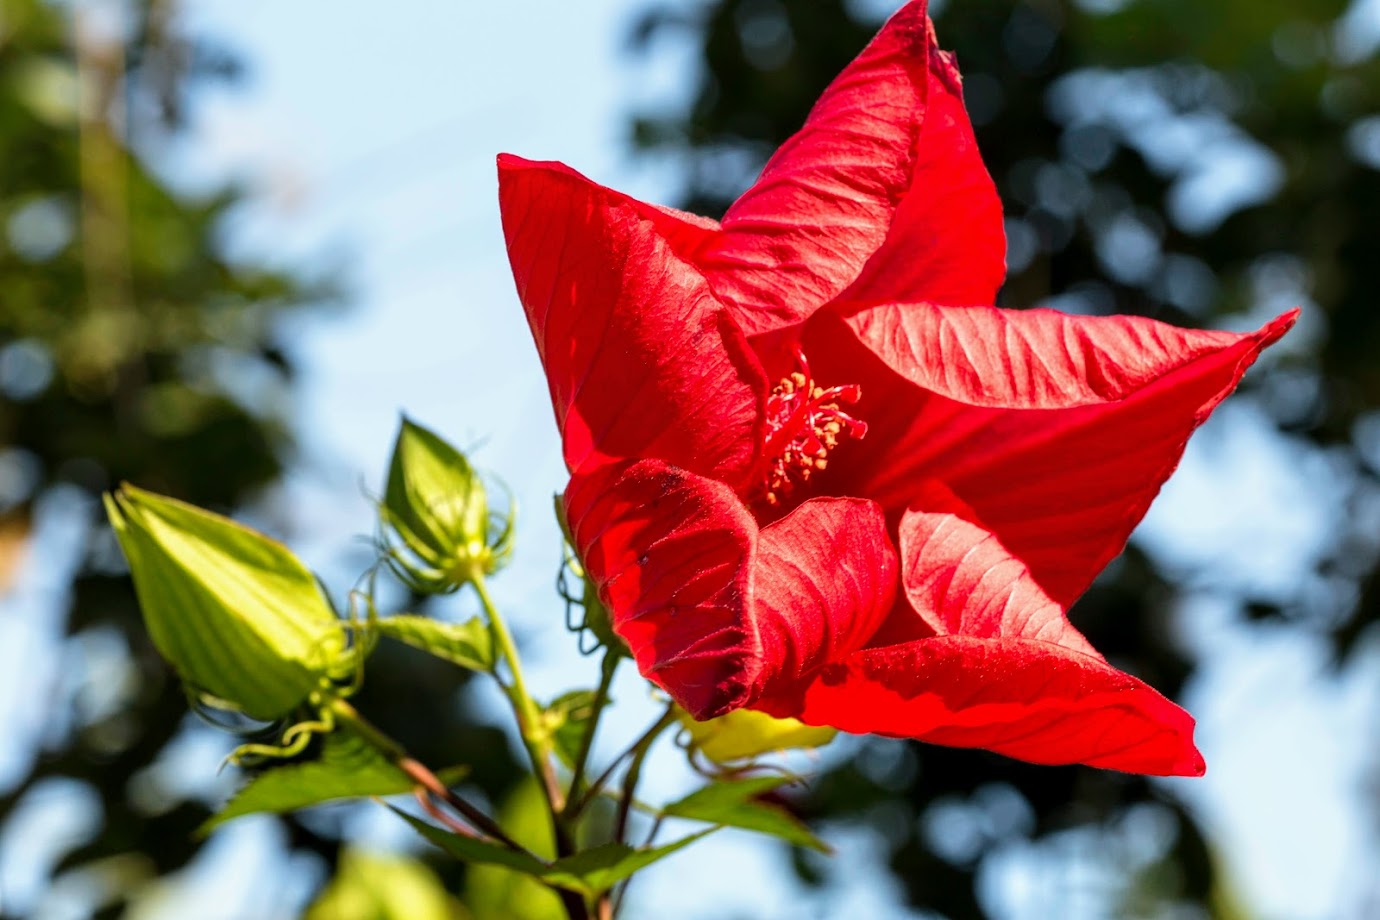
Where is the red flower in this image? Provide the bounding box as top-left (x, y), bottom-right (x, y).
top-left (498, 0), bottom-right (1294, 776)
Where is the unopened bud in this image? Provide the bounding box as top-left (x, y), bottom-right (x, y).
top-left (380, 417), bottom-right (514, 592)
top-left (104, 485), bottom-right (347, 721)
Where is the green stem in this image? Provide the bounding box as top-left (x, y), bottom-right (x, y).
top-left (328, 697), bottom-right (405, 758)
top-left (567, 703), bottom-right (678, 821)
top-left (565, 651), bottom-right (620, 808)
top-left (613, 704), bottom-right (678, 844)
top-left (471, 574), bottom-right (571, 851)
top-left (612, 813), bottom-right (665, 918)
top-left (472, 575), bottom-right (541, 735)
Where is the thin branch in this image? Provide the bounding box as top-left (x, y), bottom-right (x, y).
top-left (566, 651), bottom-right (621, 807)
top-left (568, 703), bottom-right (676, 820)
top-left (398, 756), bottom-right (527, 852)
top-left (613, 705), bottom-right (678, 844)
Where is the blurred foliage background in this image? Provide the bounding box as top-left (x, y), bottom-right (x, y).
top-left (0, 0), bottom-right (523, 916)
top-left (1, 0), bottom-right (1378, 917)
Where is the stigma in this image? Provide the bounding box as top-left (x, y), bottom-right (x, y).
top-left (760, 349), bottom-right (866, 506)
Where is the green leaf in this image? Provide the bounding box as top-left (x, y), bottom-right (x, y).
top-left (304, 848), bottom-right (464, 920)
top-left (464, 779), bottom-right (565, 920)
top-left (541, 832), bottom-right (712, 894)
top-left (105, 485), bottom-right (346, 721)
top-left (374, 614), bottom-right (495, 672)
top-left (678, 707), bottom-right (837, 764)
top-left (663, 776), bottom-right (830, 853)
top-left (542, 690), bottom-right (598, 770)
top-left (384, 418), bottom-right (488, 564)
top-left (392, 807), bottom-right (552, 875)
top-left (201, 726), bottom-right (465, 834)
top-left (395, 808), bottom-right (712, 897)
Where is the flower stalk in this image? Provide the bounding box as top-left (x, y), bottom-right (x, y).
top-left (471, 573), bottom-right (572, 849)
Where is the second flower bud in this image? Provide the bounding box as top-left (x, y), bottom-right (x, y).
top-left (379, 417), bottom-right (513, 593)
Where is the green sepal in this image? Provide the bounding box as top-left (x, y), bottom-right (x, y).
top-left (662, 776), bottom-right (830, 853)
top-left (104, 485), bottom-right (346, 721)
top-left (200, 725), bottom-right (467, 835)
top-left (394, 808), bottom-right (713, 897)
top-left (373, 614), bottom-right (495, 672)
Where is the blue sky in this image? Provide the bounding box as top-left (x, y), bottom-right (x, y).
top-left (3, 0), bottom-right (1379, 917)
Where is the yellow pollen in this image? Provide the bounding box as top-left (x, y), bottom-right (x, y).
top-left (759, 352), bottom-right (866, 507)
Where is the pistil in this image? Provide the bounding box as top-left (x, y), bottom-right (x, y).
top-left (760, 350), bottom-right (866, 506)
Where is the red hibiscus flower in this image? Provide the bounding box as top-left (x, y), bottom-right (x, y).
top-left (497, 0), bottom-right (1294, 776)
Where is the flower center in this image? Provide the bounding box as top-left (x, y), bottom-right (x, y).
top-left (760, 350), bottom-right (866, 507)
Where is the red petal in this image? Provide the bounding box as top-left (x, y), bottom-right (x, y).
top-left (697, 1), bottom-right (933, 336)
top-left (564, 463), bottom-right (898, 719)
top-left (752, 497), bottom-right (898, 691)
top-left (758, 480), bottom-right (1204, 775)
top-left (887, 488), bottom-right (1098, 659)
top-left (839, 43), bottom-right (1006, 305)
top-left (815, 303), bottom-right (1297, 606)
top-left (766, 636), bottom-right (1203, 775)
top-left (498, 155), bottom-right (766, 485)
top-left (563, 459), bottom-right (762, 718)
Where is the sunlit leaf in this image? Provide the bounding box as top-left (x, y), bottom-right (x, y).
top-left (105, 485), bottom-right (346, 720)
top-left (202, 726), bottom-right (465, 834)
top-left (304, 848), bottom-right (465, 920)
top-left (374, 614), bottom-right (495, 673)
top-left (465, 780), bottom-right (564, 920)
top-left (663, 776), bottom-right (829, 853)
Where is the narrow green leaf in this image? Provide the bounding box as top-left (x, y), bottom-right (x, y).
top-left (201, 726), bottom-right (465, 834)
top-left (392, 807), bottom-right (551, 875)
top-left (395, 808), bottom-right (712, 896)
top-left (464, 779), bottom-right (564, 920)
top-left (105, 486), bottom-right (346, 720)
top-left (374, 614), bottom-right (495, 672)
top-left (542, 831), bottom-right (713, 894)
top-left (663, 776), bottom-right (829, 853)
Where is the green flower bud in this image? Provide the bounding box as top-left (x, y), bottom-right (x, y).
top-left (104, 485), bottom-right (347, 721)
top-left (379, 417), bottom-right (514, 592)
top-left (679, 708), bottom-right (837, 766)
